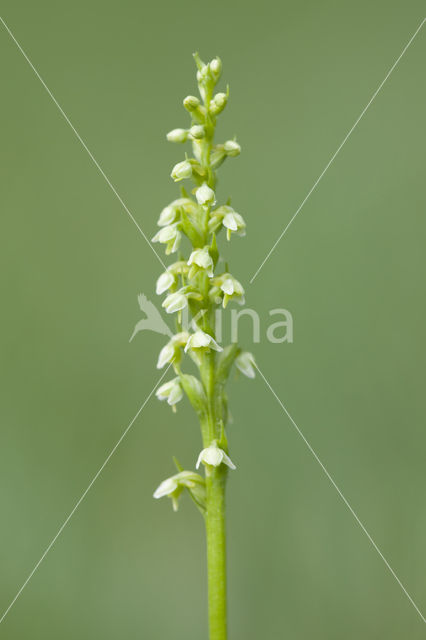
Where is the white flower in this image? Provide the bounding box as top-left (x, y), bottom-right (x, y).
top-left (152, 225), bottom-right (176, 244)
top-left (157, 206), bottom-right (176, 227)
top-left (162, 291), bottom-right (188, 314)
top-left (153, 471), bottom-right (205, 512)
top-left (212, 273), bottom-right (245, 307)
top-left (187, 246), bottom-right (214, 277)
top-left (196, 443), bottom-right (236, 470)
top-left (196, 183), bottom-right (216, 208)
top-left (153, 477), bottom-right (178, 499)
top-left (184, 330), bottom-right (222, 353)
top-left (171, 160), bottom-right (192, 182)
top-left (166, 128), bottom-right (188, 143)
top-left (224, 140), bottom-right (241, 157)
top-left (152, 224), bottom-right (181, 255)
top-left (235, 351), bottom-right (256, 379)
top-left (157, 343), bottom-right (175, 369)
top-left (156, 271), bottom-right (175, 295)
top-left (157, 198), bottom-right (199, 227)
top-left (221, 278), bottom-right (234, 295)
top-left (223, 210), bottom-right (246, 240)
top-left (156, 332), bottom-right (189, 368)
top-left (156, 378), bottom-right (183, 406)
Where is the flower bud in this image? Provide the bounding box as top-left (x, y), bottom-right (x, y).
top-left (195, 183), bottom-right (216, 209)
top-left (166, 128), bottom-right (188, 143)
top-left (189, 125), bottom-right (205, 140)
top-left (197, 64), bottom-right (209, 82)
top-left (209, 57), bottom-right (222, 79)
top-left (209, 92), bottom-right (227, 115)
top-left (183, 95), bottom-right (200, 112)
top-left (224, 140), bottom-right (241, 157)
top-left (171, 160), bottom-right (192, 182)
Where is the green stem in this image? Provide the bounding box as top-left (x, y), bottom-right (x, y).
top-left (198, 72), bottom-right (228, 640)
top-left (205, 466), bottom-right (227, 640)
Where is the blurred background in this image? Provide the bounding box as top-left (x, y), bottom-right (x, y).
top-left (1, 1), bottom-right (425, 638)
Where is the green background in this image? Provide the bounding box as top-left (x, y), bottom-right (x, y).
top-left (1, 1), bottom-right (425, 638)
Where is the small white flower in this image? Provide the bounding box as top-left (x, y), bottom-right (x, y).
top-left (166, 128), bottom-right (188, 143)
top-left (156, 378), bottom-right (183, 406)
top-left (224, 140), bottom-right (241, 157)
top-left (153, 471), bottom-right (204, 512)
top-left (171, 160), bottom-right (192, 182)
top-left (157, 342), bottom-right (175, 369)
top-left (187, 246), bottom-right (214, 277)
top-left (153, 477), bottom-right (178, 499)
top-left (152, 224), bottom-right (181, 255)
top-left (156, 271), bottom-right (175, 295)
top-left (162, 291), bottom-right (188, 314)
top-left (212, 273), bottom-right (245, 307)
top-left (222, 211), bottom-right (246, 241)
top-left (157, 198), bottom-right (199, 227)
top-left (196, 183), bottom-right (216, 209)
top-left (157, 206), bottom-right (176, 227)
top-left (184, 330), bottom-right (222, 353)
top-left (221, 278), bottom-right (234, 295)
top-left (235, 351), bottom-right (256, 379)
top-left (156, 332), bottom-right (189, 368)
top-left (152, 225), bottom-right (176, 244)
top-left (196, 443), bottom-right (236, 470)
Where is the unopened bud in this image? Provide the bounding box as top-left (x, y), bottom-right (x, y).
top-left (224, 140), bottom-right (241, 157)
top-left (209, 92), bottom-right (227, 115)
top-left (189, 125), bottom-right (205, 140)
top-left (209, 57), bottom-right (222, 78)
top-left (171, 160), bottom-right (192, 182)
top-left (166, 128), bottom-right (188, 143)
top-left (183, 95), bottom-right (200, 112)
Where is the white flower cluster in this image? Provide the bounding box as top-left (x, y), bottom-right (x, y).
top-left (133, 54), bottom-right (257, 511)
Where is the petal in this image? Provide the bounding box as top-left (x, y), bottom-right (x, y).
top-left (221, 278), bottom-right (234, 295)
top-left (153, 477), bottom-right (178, 498)
top-left (203, 447), bottom-right (224, 466)
top-left (223, 213), bottom-right (238, 231)
top-left (156, 272), bottom-right (175, 295)
top-left (222, 452), bottom-right (236, 470)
